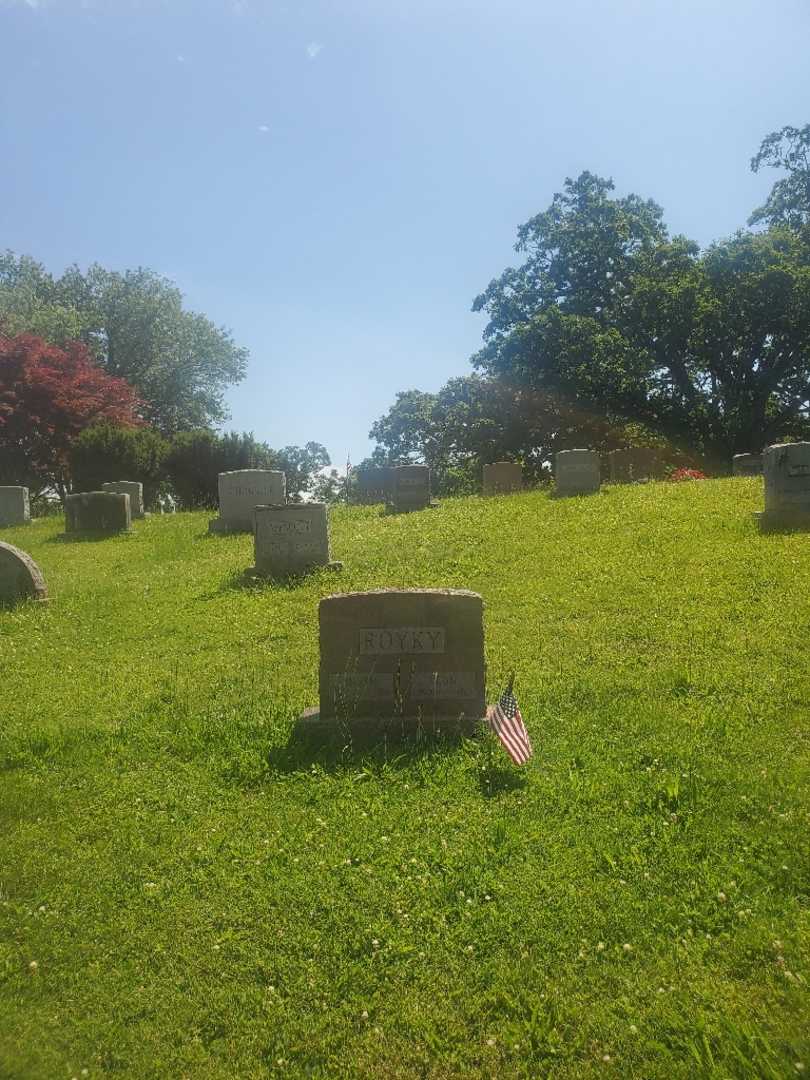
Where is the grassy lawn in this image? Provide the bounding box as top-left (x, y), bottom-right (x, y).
top-left (1, 479), bottom-right (808, 1078)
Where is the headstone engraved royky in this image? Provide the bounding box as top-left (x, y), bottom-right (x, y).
top-left (253, 503), bottom-right (341, 576)
top-left (387, 465), bottom-right (432, 512)
top-left (209, 469), bottom-right (286, 533)
top-left (608, 448), bottom-right (661, 484)
top-left (554, 449), bottom-right (601, 496)
top-left (298, 588), bottom-right (486, 735)
top-left (0, 541), bottom-right (47, 604)
top-left (64, 492), bottom-right (131, 534)
top-left (482, 462), bottom-right (523, 496)
top-left (356, 467), bottom-right (393, 505)
top-left (0, 487), bottom-right (30, 527)
top-left (102, 481), bottom-right (146, 518)
top-left (757, 442), bottom-right (810, 531)
top-left (732, 453), bottom-right (763, 478)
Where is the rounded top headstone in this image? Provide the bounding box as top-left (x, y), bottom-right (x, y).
top-left (0, 541), bottom-right (47, 604)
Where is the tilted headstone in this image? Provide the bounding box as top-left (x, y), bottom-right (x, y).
top-left (102, 481), bottom-right (146, 518)
top-left (64, 492), bottom-right (131, 534)
top-left (732, 453), bottom-right (763, 477)
top-left (757, 442), bottom-right (810, 531)
top-left (0, 487), bottom-right (31, 527)
top-left (482, 462), bottom-right (523, 496)
top-left (608, 448), bottom-right (661, 484)
top-left (253, 503), bottom-right (341, 576)
top-left (356, 467), bottom-right (393, 505)
top-left (555, 449), bottom-right (601, 496)
top-left (0, 541), bottom-right (47, 604)
top-left (387, 465), bottom-right (432, 512)
top-left (209, 470), bottom-right (286, 533)
top-left (299, 588), bottom-right (486, 735)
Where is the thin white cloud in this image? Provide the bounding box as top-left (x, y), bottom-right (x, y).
top-left (176, 53), bottom-right (186, 64)
top-left (306, 41), bottom-right (323, 60)
top-left (257, 124), bottom-right (270, 134)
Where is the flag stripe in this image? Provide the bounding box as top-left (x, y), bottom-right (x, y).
top-left (488, 699), bottom-right (532, 765)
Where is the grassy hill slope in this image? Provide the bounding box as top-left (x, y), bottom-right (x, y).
top-left (1, 480), bottom-right (808, 1078)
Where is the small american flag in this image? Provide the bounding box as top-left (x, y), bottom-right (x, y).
top-left (488, 675), bottom-right (532, 765)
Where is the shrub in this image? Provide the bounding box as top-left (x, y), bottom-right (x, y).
top-left (669, 467), bottom-right (708, 482)
top-left (164, 430), bottom-right (276, 509)
top-left (70, 422), bottom-right (168, 508)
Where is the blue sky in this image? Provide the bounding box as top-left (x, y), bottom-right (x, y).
top-left (2, 0), bottom-right (808, 467)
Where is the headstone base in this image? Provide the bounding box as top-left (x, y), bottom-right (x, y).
top-left (208, 517), bottom-right (249, 534)
top-left (246, 561), bottom-right (343, 579)
top-left (755, 509), bottom-right (810, 533)
top-left (295, 706), bottom-right (481, 741)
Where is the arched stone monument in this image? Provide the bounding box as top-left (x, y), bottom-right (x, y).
top-left (0, 541), bottom-right (47, 604)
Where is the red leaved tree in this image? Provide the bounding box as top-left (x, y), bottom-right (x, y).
top-left (0, 332), bottom-right (143, 499)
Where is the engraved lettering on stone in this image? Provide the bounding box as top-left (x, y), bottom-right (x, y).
top-left (359, 627), bottom-right (446, 654)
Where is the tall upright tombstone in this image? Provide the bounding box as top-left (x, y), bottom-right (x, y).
top-left (0, 541), bottom-right (47, 604)
top-left (482, 462), bottom-right (523, 496)
top-left (102, 481), bottom-right (146, 518)
top-left (608, 448), bottom-right (661, 484)
top-left (209, 470), bottom-right (286, 534)
top-left (253, 503), bottom-right (341, 576)
top-left (757, 442), bottom-right (810, 531)
top-left (555, 450), bottom-right (601, 496)
top-left (299, 588), bottom-right (486, 736)
top-left (0, 487), bottom-right (30, 527)
top-left (64, 492), bottom-right (131, 534)
top-left (387, 465), bottom-right (432, 512)
top-left (733, 453), bottom-right (763, 478)
top-left (356, 467), bottom-right (393, 505)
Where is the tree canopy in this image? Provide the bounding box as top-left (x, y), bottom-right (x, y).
top-left (0, 255), bottom-right (248, 434)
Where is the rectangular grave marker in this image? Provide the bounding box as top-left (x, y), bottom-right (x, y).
top-left (387, 465), bottom-right (432, 512)
top-left (0, 487), bottom-right (30, 527)
top-left (102, 481), bottom-right (146, 518)
top-left (757, 442), bottom-right (810, 531)
top-left (482, 462), bottom-right (523, 496)
top-left (253, 503), bottom-right (341, 576)
top-left (209, 469), bottom-right (286, 533)
top-left (555, 449), bottom-right (601, 496)
top-left (300, 588), bottom-right (486, 735)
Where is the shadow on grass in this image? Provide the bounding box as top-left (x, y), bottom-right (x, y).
top-left (258, 716), bottom-right (476, 777)
top-left (198, 565), bottom-right (343, 598)
top-left (45, 531), bottom-right (133, 544)
top-left (477, 764), bottom-right (528, 798)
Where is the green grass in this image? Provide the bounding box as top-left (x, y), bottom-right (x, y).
top-left (1, 480), bottom-right (808, 1078)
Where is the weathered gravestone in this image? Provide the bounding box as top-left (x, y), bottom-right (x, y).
top-left (298, 588), bottom-right (486, 736)
top-left (732, 453), bottom-right (763, 477)
top-left (482, 462), bottom-right (523, 496)
top-left (0, 541), bottom-right (47, 604)
top-left (102, 481), bottom-right (146, 518)
top-left (757, 442), bottom-right (810, 531)
top-left (209, 470), bottom-right (286, 533)
top-left (387, 465), bottom-right (432, 512)
top-left (253, 503), bottom-right (342, 576)
top-left (608, 448), bottom-right (661, 484)
top-left (356, 467), bottom-right (393, 505)
top-left (64, 492), bottom-right (131, 534)
top-left (0, 487), bottom-right (30, 527)
top-left (554, 449), bottom-right (601, 496)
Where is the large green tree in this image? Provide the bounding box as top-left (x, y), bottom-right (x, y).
top-left (0, 254), bottom-right (248, 434)
top-left (749, 123), bottom-right (810, 231)
top-left (472, 171), bottom-right (810, 463)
